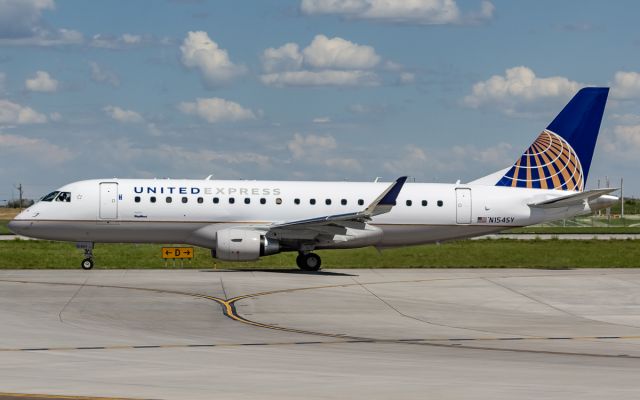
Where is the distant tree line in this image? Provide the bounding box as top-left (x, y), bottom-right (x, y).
top-left (4, 199), bottom-right (34, 208)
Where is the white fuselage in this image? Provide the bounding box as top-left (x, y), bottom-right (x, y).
top-left (10, 178), bottom-right (601, 250)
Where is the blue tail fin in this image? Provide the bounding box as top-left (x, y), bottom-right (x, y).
top-left (495, 87), bottom-right (609, 191)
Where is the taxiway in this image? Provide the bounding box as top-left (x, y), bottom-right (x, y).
top-left (1, 268), bottom-right (640, 399)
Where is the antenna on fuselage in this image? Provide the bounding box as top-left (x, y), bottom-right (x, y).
top-left (374, 177), bottom-right (382, 182)
top-left (205, 174), bottom-right (213, 180)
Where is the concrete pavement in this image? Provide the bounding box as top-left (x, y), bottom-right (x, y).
top-left (1, 269), bottom-right (640, 399)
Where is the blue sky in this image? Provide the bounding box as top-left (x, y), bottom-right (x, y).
top-left (1, 0), bottom-right (639, 201)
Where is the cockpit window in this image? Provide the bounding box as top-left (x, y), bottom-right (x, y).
top-left (55, 192), bottom-right (71, 202)
top-left (41, 191), bottom-right (59, 202)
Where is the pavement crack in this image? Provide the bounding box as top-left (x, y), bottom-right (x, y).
top-left (58, 276), bottom-right (89, 324)
top-left (483, 277), bottom-right (640, 331)
top-left (349, 277), bottom-right (513, 337)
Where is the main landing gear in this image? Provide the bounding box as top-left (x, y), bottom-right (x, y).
top-left (296, 252), bottom-right (321, 272)
top-left (76, 242), bottom-right (94, 270)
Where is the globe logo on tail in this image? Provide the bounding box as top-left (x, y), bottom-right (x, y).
top-left (496, 129), bottom-right (584, 191)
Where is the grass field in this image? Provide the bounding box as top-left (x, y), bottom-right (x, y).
top-left (0, 221), bottom-right (10, 235)
top-left (506, 226), bottom-right (640, 234)
top-left (0, 239), bottom-right (638, 269)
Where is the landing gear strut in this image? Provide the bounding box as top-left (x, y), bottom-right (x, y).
top-left (76, 242), bottom-right (94, 270)
top-left (296, 252), bottom-right (321, 272)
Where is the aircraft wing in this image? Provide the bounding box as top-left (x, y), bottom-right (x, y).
top-left (266, 176), bottom-right (407, 238)
top-left (528, 188), bottom-right (618, 209)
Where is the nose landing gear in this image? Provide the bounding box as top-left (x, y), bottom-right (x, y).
top-left (81, 257), bottom-right (94, 270)
top-left (76, 242), bottom-right (94, 270)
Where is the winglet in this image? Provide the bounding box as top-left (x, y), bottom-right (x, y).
top-left (365, 176), bottom-right (407, 217)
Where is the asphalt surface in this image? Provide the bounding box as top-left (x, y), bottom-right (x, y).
top-left (1, 269), bottom-right (640, 399)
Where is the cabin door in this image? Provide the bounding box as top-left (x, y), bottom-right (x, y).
top-left (455, 188), bottom-right (472, 224)
top-left (99, 182), bottom-right (118, 219)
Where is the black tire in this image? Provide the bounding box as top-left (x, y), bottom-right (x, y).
top-left (298, 253), bottom-right (321, 272)
top-left (81, 258), bottom-right (94, 270)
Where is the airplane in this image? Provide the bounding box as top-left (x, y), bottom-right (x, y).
top-left (9, 87), bottom-right (618, 271)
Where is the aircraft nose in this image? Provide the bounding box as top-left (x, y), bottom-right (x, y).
top-left (7, 219), bottom-right (27, 235)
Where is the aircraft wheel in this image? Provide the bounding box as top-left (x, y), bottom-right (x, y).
top-left (297, 253), bottom-right (321, 272)
top-left (81, 258), bottom-right (94, 270)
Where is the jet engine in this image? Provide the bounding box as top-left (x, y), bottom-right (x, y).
top-left (213, 229), bottom-right (280, 261)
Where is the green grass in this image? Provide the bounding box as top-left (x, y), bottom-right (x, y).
top-left (0, 239), bottom-right (639, 269)
top-left (0, 220), bottom-right (11, 235)
top-left (506, 226), bottom-right (640, 234)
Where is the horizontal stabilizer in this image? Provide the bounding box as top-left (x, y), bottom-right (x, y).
top-left (528, 188), bottom-right (618, 209)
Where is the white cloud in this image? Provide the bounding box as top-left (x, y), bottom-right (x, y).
top-left (121, 33), bottom-right (141, 44)
top-left (107, 138), bottom-right (271, 175)
top-left (613, 124), bottom-right (640, 150)
top-left (0, 99), bottom-right (47, 124)
top-left (383, 145), bottom-right (431, 174)
top-left (180, 31), bottom-right (246, 88)
top-left (0, 133), bottom-right (72, 164)
top-left (178, 97), bottom-right (256, 123)
top-left (288, 132), bottom-right (336, 159)
top-left (49, 111), bottom-right (61, 121)
top-left (398, 72), bottom-right (415, 84)
top-left (89, 61), bottom-right (120, 87)
top-left (0, 72), bottom-right (5, 93)
top-left (262, 43), bottom-right (303, 73)
top-left (463, 66), bottom-right (582, 115)
top-left (103, 105), bottom-right (144, 123)
top-left (0, 0), bottom-right (83, 46)
top-left (384, 142), bottom-right (512, 177)
top-left (451, 142), bottom-right (513, 165)
top-left (611, 71), bottom-right (640, 100)
top-left (0, 0), bottom-right (54, 38)
top-left (261, 70), bottom-right (379, 87)
top-left (611, 113), bottom-right (640, 125)
top-left (287, 133), bottom-right (361, 171)
top-left (303, 35), bottom-right (380, 70)
top-left (300, 0), bottom-right (493, 24)
top-left (261, 35), bottom-right (387, 87)
top-left (25, 70), bottom-right (59, 92)
top-left (312, 116), bottom-right (331, 123)
top-left (88, 33), bottom-right (160, 49)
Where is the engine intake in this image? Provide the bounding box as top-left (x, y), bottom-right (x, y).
top-left (213, 229), bottom-right (280, 261)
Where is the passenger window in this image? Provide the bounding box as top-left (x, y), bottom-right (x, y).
top-left (213, 197), bottom-right (219, 204)
top-left (341, 199), bottom-right (347, 206)
top-left (182, 197), bottom-right (188, 204)
top-left (260, 198), bottom-right (266, 204)
top-left (310, 199), bottom-right (316, 205)
top-left (150, 196), bottom-right (156, 203)
top-left (325, 199), bottom-right (332, 205)
top-left (244, 198), bottom-right (250, 204)
top-left (422, 200), bottom-right (427, 207)
top-left (197, 197), bottom-right (203, 204)
top-left (41, 191), bottom-right (59, 202)
top-left (358, 199), bottom-right (364, 206)
top-left (229, 197), bottom-right (235, 204)
top-left (406, 200), bottom-right (412, 206)
top-left (437, 200), bottom-right (443, 207)
top-left (166, 196), bottom-right (172, 203)
top-left (276, 198), bottom-right (282, 205)
top-left (135, 196), bottom-right (141, 203)
top-left (294, 198), bottom-right (300, 205)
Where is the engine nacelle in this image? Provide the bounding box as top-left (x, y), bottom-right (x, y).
top-left (213, 229), bottom-right (280, 261)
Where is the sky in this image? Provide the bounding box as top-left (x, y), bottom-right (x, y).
top-left (1, 0), bottom-right (640, 201)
